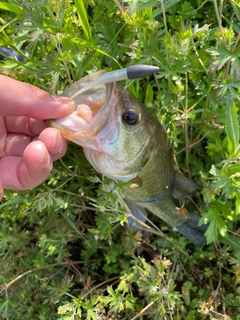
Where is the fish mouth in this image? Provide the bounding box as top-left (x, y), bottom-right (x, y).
top-left (47, 71), bottom-right (117, 147)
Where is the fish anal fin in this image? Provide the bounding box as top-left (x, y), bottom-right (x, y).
top-left (173, 171), bottom-right (198, 199)
top-left (125, 199), bottom-right (148, 228)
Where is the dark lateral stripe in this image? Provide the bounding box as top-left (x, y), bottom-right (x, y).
top-left (134, 196), bottom-right (162, 205)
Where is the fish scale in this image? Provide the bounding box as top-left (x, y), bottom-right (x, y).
top-left (48, 70), bottom-right (207, 244)
top-left (124, 123), bottom-right (185, 228)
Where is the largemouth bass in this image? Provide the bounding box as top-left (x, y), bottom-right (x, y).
top-left (48, 68), bottom-right (206, 244)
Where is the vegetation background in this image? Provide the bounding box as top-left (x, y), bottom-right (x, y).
top-left (0, 0), bottom-right (240, 319)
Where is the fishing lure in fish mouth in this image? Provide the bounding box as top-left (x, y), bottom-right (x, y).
top-left (69, 65), bottom-right (159, 98)
top-left (48, 65), bottom-right (207, 244)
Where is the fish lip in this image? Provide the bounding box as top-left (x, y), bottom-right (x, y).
top-left (48, 80), bottom-right (115, 140)
top-left (80, 82), bottom-right (114, 137)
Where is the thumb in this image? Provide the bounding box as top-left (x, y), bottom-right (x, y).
top-left (0, 75), bottom-right (75, 119)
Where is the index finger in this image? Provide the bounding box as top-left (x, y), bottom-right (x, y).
top-left (0, 75), bottom-right (75, 119)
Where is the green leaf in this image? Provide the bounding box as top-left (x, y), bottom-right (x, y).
top-left (65, 217), bottom-right (83, 238)
top-left (145, 82), bottom-right (154, 105)
top-left (0, 2), bottom-right (23, 14)
top-left (65, 37), bottom-right (120, 65)
top-left (203, 203), bottom-right (229, 243)
top-left (236, 193), bottom-right (240, 215)
top-left (225, 97), bottom-right (239, 157)
top-left (73, 0), bottom-right (92, 41)
top-left (87, 309), bottom-right (97, 320)
top-left (0, 195), bottom-right (25, 209)
top-left (222, 234), bottom-right (240, 252)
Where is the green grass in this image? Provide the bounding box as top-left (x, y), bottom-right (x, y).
top-left (0, 0), bottom-right (240, 319)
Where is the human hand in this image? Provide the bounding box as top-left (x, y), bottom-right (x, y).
top-left (0, 75), bottom-right (75, 200)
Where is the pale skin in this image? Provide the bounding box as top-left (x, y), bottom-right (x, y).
top-left (0, 75), bottom-right (75, 200)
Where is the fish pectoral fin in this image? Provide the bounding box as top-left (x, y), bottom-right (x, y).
top-left (176, 212), bottom-right (208, 244)
top-left (125, 199), bottom-right (148, 228)
top-left (172, 171), bottom-right (198, 199)
top-left (129, 176), bottom-right (143, 188)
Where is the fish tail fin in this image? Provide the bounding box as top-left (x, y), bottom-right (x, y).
top-left (177, 212), bottom-right (207, 244)
top-left (125, 200), bottom-right (207, 244)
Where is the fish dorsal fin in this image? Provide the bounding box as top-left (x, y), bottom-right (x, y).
top-left (172, 171), bottom-right (198, 199)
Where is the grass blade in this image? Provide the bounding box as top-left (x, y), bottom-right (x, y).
top-left (222, 234), bottom-right (240, 252)
top-left (73, 0), bottom-right (92, 42)
top-left (225, 97), bottom-right (239, 157)
top-left (0, 3), bottom-right (23, 14)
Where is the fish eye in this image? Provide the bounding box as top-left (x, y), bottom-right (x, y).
top-left (122, 110), bottom-right (139, 125)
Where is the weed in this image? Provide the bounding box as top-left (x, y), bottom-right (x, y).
top-left (0, 0), bottom-right (240, 319)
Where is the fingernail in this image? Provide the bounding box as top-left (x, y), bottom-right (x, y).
top-left (40, 149), bottom-right (51, 168)
top-left (52, 130), bottom-right (64, 152)
top-left (52, 96), bottom-right (75, 112)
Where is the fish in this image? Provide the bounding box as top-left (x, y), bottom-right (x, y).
top-left (47, 69), bottom-right (207, 244)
